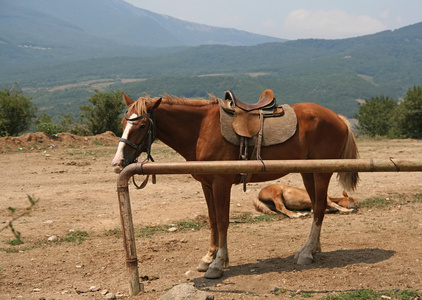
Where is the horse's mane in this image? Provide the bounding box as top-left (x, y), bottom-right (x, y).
top-left (130, 94), bottom-right (219, 116)
top-left (161, 94), bottom-right (219, 106)
top-left (130, 95), bottom-right (149, 116)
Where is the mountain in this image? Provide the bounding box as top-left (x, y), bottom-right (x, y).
top-left (0, 0), bottom-right (421, 119)
top-left (0, 0), bottom-right (285, 69)
top-left (102, 23), bottom-right (422, 116)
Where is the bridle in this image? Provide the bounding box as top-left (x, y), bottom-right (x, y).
top-left (119, 110), bottom-right (156, 188)
top-left (120, 111), bottom-right (155, 161)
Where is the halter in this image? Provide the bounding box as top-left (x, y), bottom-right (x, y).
top-left (119, 110), bottom-right (156, 189)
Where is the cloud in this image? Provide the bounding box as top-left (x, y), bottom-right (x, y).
top-left (380, 9), bottom-right (390, 19)
top-left (283, 9), bottom-right (387, 39)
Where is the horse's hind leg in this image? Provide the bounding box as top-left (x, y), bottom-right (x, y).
top-left (259, 185), bottom-right (303, 218)
top-left (295, 173), bottom-right (331, 265)
top-left (197, 183), bottom-right (218, 272)
top-left (300, 173), bottom-right (316, 210)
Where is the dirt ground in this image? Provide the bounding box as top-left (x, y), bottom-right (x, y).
top-left (0, 132), bottom-right (421, 299)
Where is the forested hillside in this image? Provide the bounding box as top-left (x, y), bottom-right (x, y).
top-left (1, 0), bottom-right (421, 118)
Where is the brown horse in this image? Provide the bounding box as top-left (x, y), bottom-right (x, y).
top-left (111, 91), bottom-right (359, 279)
top-left (255, 184), bottom-right (357, 218)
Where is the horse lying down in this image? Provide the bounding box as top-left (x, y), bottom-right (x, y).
top-left (254, 184), bottom-right (357, 218)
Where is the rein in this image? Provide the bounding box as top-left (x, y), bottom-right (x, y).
top-left (120, 111), bottom-right (157, 189)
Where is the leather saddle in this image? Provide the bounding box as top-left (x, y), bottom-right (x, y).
top-left (226, 89), bottom-right (278, 112)
top-left (222, 89), bottom-right (284, 138)
top-left (219, 89), bottom-right (295, 191)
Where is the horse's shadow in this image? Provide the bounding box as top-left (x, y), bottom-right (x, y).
top-left (193, 248), bottom-right (395, 287)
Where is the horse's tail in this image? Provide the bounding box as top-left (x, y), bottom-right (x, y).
top-left (253, 198), bottom-right (276, 215)
top-left (337, 115), bottom-right (360, 192)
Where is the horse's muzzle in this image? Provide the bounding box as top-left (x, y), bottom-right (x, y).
top-left (111, 156), bottom-right (124, 173)
top-left (348, 202), bottom-right (358, 209)
top-left (113, 165), bottom-right (123, 174)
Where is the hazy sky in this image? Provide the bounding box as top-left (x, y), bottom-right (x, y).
top-left (124, 0), bottom-right (421, 40)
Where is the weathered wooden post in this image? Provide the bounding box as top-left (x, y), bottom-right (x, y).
top-left (117, 174), bottom-right (143, 295)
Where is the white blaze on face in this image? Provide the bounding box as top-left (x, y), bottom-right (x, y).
top-left (111, 113), bottom-right (137, 173)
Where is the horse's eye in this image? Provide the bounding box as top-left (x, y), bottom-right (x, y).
top-left (139, 124), bottom-right (146, 129)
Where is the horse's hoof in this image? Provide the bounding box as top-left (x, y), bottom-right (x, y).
top-left (296, 253), bottom-right (313, 265)
top-left (204, 266), bottom-right (223, 279)
top-left (294, 246), bottom-right (304, 260)
top-left (197, 261), bottom-right (210, 272)
top-left (294, 212), bottom-right (309, 218)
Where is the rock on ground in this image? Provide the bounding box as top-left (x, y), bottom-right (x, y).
top-left (159, 283), bottom-right (214, 300)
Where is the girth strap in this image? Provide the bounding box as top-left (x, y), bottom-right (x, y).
top-left (239, 110), bottom-right (266, 191)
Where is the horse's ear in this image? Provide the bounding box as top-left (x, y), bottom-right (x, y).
top-left (122, 92), bottom-right (135, 107)
top-left (342, 190), bottom-right (349, 197)
top-left (151, 97), bottom-right (162, 110)
top-left (224, 90), bottom-right (235, 101)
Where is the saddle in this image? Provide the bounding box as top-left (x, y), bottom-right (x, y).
top-left (220, 89), bottom-right (286, 190)
top-left (222, 89), bottom-right (284, 138)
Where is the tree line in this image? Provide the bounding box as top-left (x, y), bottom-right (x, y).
top-left (0, 85), bottom-right (125, 137)
top-left (1, 84), bottom-right (421, 139)
top-left (355, 85), bottom-right (422, 138)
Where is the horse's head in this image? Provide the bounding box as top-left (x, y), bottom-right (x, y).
top-left (111, 93), bottom-right (162, 173)
top-left (339, 191), bottom-right (358, 210)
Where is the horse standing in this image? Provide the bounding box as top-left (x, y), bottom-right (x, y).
top-left (111, 91), bottom-right (359, 279)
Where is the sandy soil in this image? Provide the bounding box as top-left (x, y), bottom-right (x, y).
top-left (0, 132), bottom-right (421, 299)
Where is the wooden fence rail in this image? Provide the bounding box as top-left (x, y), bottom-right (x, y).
top-left (116, 158), bottom-right (422, 295)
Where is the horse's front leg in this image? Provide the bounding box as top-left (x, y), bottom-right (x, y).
top-left (295, 173), bottom-right (331, 264)
top-left (197, 183), bottom-right (219, 272)
top-left (204, 180), bottom-right (232, 279)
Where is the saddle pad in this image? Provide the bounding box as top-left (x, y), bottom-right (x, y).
top-left (219, 103), bottom-right (297, 146)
